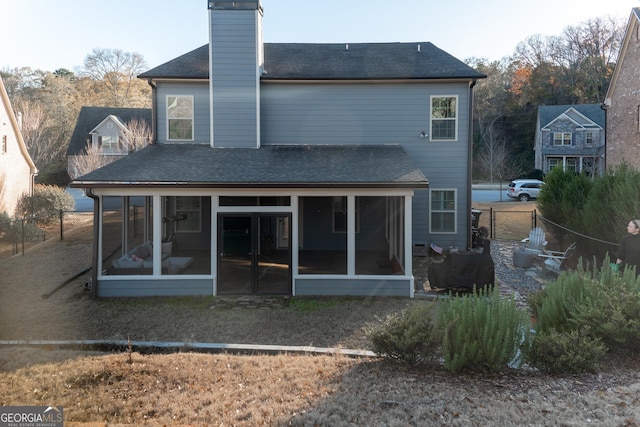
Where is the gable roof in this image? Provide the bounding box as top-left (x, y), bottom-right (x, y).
top-left (0, 77), bottom-right (37, 173)
top-left (90, 115), bottom-right (130, 135)
top-left (537, 104), bottom-right (605, 129)
top-left (138, 42), bottom-right (486, 81)
top-left (605, 7), bottom-right (640, 103)
top-left (67, 106), bottom-right (152, 156)
top-left (71, 144), bottom-right (428, 189)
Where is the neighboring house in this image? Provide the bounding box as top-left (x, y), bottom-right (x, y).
top-left (66, 106), bottom-right (152, 179)
top-left (71, 1), bottom-right (485, 298)
top-left (534, 104), bottom-right (605, 176)
top-left (604, 7), bottom-right (640, 170)
top-left (0, 76), bottom-right (37, 216)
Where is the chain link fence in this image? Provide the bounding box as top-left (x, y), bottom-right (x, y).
top-left (0, 210), bottom-right (93, 258)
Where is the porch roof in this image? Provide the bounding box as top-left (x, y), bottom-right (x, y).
top-left (70, 144), bottom-right (429, 189)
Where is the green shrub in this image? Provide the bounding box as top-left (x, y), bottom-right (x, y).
top-left (570, 259), bottom-right (640, 351)
top-left (534, 270), bottom-right (589, 333)
top-left (436, 287), bottom-right (531, 372)
top-left (16, 184), bottom-right (75, 223)
top-left (528, 327), bottom-right (607, 374)
top-left (536, 259), bottom-right (640, 350)
top-left (367, 302), bottom-right (440, 366)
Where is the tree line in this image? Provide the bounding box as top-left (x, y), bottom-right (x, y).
top-left (0, 15), bottom-right (626, 185)
top-left (471, 16), bottom-right (624, 181)
top-left (1, 48), bottom-right (151, 185)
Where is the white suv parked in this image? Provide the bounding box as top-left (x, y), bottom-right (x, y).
top-left (506, 179), bottom-right (544, 201)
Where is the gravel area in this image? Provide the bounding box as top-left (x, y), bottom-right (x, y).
top-left (414, 239), bottom-right (546, 308)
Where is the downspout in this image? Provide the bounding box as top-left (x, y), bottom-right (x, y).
top-left (467, 79), bottom-right (477, 250)
top-left (147, 79), bottom-right (158, 144)
top-left (86, 188), bottom-right (100, 299)
top-left (601, 101), bottom-right (609, 174)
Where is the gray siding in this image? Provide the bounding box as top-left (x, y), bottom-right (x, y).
top-left (156, 83), bottom-right (210, 144)
top-left (261, 82), bottom-right (472, 248)
top-left (152, 79), bottom-right (472, 248)
top-left (295, 278), bottom-right (412, 297)
top-left (211, 10), bottom-right (259, 148)
top-left (97, 278), bottom-right (214, 297)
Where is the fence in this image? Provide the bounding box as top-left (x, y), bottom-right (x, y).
top-left (0, 210), bottom-right (93, 258)
top-left (478, 207), bottom-right (539, 241)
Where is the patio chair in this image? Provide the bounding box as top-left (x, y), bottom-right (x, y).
top-left (537, 242), bottom-right (576, 276)
top-left (520, 227), bottom-right (547, 255)
top-left (513, 227), bottom-right (547, 268)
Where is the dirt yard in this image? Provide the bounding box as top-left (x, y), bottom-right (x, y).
top-left (1, 208), bottom-right (639, 426)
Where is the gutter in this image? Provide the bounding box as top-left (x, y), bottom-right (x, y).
top-left (86, 188), bottom-right (100, 299)
top-left (146, 79), bottom-right (158, 144)
top-left (467, 78), bottom-right (477, 249)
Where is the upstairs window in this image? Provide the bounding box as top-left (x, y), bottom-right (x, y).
top-left (167, 95), bottom-right (194, 141)
top-left (553, 132), bottom-right (572, 146)
top-left (585, 131), bottom-right (594, 145)
top-left (1, 135), bottom-right (6, 153)
top-left (99, 135), bottom-right (123, 154)
top-left (430, 96), bottom-right (458, 141)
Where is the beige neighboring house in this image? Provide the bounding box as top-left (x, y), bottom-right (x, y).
top-left (604, 7), bottom-right (640, 170)
top-left (0, 76), bottom-right (37, 216)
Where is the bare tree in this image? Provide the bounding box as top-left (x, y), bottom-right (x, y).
top-left (123, 118), bottom-right (153, 152)
top-left (79, 48), bottom-right (150, 107)
top-left (69, 118), bottom-right (152, 179)
top-left (17, 99), bottom-right (65, 169)
top-left (69, 143), bottom-right (113, 179)
top-left (476, 126), bottom-right (524, 200)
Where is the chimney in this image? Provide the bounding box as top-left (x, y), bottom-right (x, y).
top-left (208, 0), bottom-right (264, 148)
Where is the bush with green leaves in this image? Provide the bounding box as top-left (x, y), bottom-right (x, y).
top-left (366, 302), bottom-right (440, 366)
top-left (436, 287), bottom-right (531, 372)
top-left (539, 164), bottom-right (640, 261)
top-left (15, 184), bottom-right (75, 223)
top-left (528, 327), bottom-right (607, 374)
top-left (528, 259), bottom-right (640, 372)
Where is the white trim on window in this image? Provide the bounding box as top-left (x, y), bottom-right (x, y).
top-left (166, 95), bottom-right (194, 141)
top-left (175, 196), bottom-right (202, 233)
top-left (429, 95), bottom-right (458, 141)
top-left (553, 132), bottom-right (572, 146)
top-left (429, 189), bottom-right (457, 234)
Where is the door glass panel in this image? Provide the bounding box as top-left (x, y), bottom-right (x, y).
top-left (218, 216), bottom-right (253, 294)
top-left (257, 215), bottom-right (291, 294)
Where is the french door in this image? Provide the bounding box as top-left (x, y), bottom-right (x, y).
top-left (217, 213), bottom-right (291, 295)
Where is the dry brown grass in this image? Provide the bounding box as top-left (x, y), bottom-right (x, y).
top-left (1, 349), bottom-right (639, 426)
top-left (1, 206), bottom-right (640, 426)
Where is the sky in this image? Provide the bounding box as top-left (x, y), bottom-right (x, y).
top-left (1, 0), bottom-right (639, 73)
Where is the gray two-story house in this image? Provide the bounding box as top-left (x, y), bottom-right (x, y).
top-left (534, 104), bottom-right (605, 176)
top-left (71, 0), bottom-right (485, 298)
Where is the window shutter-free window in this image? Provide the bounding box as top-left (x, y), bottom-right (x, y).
top-left (167, 96), bottom-right (194, 141)
top-left (430, 190), bottom-right (456, 233)
top-left (430, 96), bottom-right (458, 141)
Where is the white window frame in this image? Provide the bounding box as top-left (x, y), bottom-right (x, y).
top-left (429, 95), bottom-right (458, 141)
top-left (166, 95), bottom-right (194, 141)
top-left (547, 157), bottom-right (560, 172)
top-left (429, 189), bottom-right (457, 234)
top-left (584, 131), bottom-right (594, 145)
top-left (553, 132), bottom-right (572, 146)
top-left (99, 135), bottom-right (123, 154)
top-left (332, 196), bottom-right (359, 233)
top-left (175, 196), bottom-right (202, 233)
